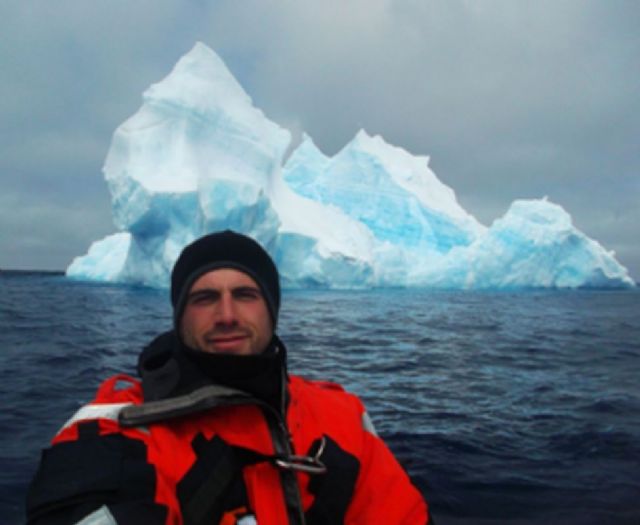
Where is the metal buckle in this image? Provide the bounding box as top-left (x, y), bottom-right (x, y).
top-left (274, 436), bottom-right (328, 475)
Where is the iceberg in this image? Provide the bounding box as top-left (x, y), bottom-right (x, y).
top-left (67, 42), bottom-right (634, 289)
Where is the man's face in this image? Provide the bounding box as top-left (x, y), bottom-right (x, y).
top-left (180, 268), bottom-right (273, 355)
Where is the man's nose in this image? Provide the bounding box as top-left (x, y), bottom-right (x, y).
top-left (216, 293), bottom-right (238, 325)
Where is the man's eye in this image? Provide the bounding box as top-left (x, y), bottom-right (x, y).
top-left (189, 292), bottom-right (217, 304)
top-left (234, 289), bottom-right (260, 300)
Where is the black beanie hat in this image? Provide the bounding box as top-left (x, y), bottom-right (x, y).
top-left (171, 230), bottom-right (280, 329)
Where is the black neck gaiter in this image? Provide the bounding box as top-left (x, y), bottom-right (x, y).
top-left (181, 340), bottom-right (285, 412)
top-left (138, 331), bottom-right (287, 414)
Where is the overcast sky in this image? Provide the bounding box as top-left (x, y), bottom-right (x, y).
top-left (2, 1), bottom-right (638, 280)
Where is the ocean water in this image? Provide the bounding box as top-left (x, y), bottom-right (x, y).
top-left (1, 272), bottom-right (639, 524)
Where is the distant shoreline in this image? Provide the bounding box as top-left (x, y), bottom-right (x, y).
top-left (0, 269), bottom-right (65, 276)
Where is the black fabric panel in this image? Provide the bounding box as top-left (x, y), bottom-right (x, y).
top-left (26, 421), bottom-right (166, 525)
top-left (110, 501), bottom-right (169, 524)
top-left (305, 435), bottom-right (361, 525)
top-left (177, 433), bottom-right (254, 525)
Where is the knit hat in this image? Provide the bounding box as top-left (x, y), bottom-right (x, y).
top-left (171, 230), bottom-right (280, 329)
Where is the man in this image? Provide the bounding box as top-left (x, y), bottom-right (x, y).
top-left (27, 230), bottom-right (430, 525)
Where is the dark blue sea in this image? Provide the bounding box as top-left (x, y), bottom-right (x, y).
top-left (1, 272), bottom-right (639, 524)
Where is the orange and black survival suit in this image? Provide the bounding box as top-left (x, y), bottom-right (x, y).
top-left (27, 332), bottom-right (430, 524)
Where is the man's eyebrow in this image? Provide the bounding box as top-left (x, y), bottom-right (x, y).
top-left (232, 285), bottom-right (262, 294)
top-left (187, 289), bottom-right (220, 300)
top-left (186, 286), bottom-right (261, 298)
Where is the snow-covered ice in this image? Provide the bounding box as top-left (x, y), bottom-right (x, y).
top-left (67, 42), bottom-right (634, 289)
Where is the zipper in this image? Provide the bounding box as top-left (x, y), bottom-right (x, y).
top-left (262, 406), bottom-right (307, 525)
top-left (259, 367), bottom-right (306, 525)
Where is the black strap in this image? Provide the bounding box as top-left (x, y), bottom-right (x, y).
top-left (177, 433), bottom-right (264, 525)
top-left (119, 384), bottom-right (254, 427)
top-left (305, 435), bottom-right (360, 525)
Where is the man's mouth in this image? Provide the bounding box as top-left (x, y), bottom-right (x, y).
top-left (211, 335), bottom-right (246, 343)
top-left (205, 332), bottom-right (250, 350)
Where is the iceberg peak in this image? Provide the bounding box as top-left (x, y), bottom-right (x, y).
top-left (144, 41), bottom-right (252, 117)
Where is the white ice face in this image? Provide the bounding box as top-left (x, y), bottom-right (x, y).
top-left (67, 43), bottom-right (634, 290)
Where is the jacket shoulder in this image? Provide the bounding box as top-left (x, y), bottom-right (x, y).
top-left (289, 375), bottom-right (367, 416)
top-left (53, 374), bottom-right (144, 444)
top-left (295, 376), bottom-right (346, 392)
top-left (289, 375), bottom-right (352, 396)
top-left (92, 374), bottom-right (143, 404)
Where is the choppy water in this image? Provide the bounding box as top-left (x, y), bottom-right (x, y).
top-left (1, 272), bottom-right (639, 524)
